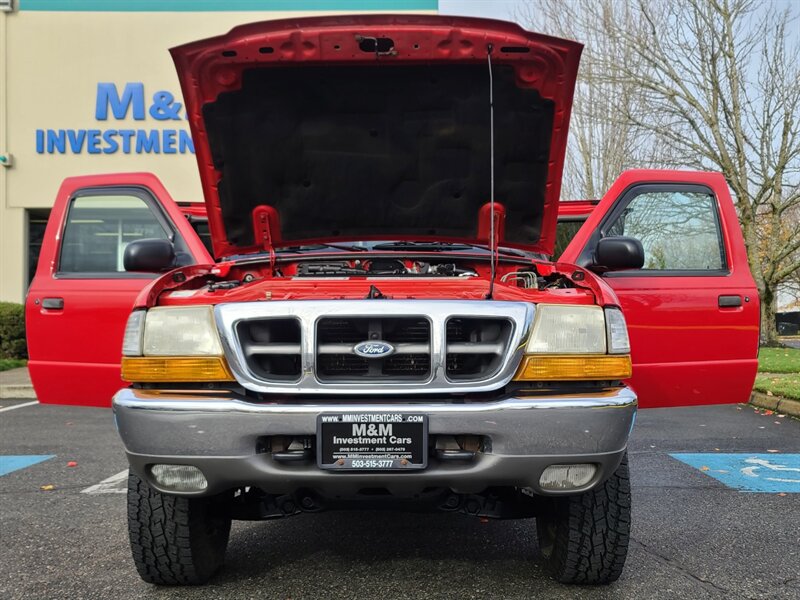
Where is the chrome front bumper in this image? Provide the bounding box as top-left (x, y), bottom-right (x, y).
top-left (113, 387), bottom-right (637, 497)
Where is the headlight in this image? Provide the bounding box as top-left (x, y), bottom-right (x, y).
top-left (120, 306), bottom-right (233, 382)
top-left (142, 306), bottom-right (223, 356)
top-left (514, 304), bottom-right (631, 381)
top-left (525, 305), bottom-right (606, 354)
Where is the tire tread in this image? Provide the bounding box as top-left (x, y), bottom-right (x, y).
top-left (127, 472), bottom-right (230, 585)
top-left (539, 453), bottom-right (631, 584)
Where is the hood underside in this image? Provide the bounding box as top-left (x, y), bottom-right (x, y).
top-left (171, 15), bottom-right (582, 258)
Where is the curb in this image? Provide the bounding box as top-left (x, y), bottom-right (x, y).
top-left (750, 391), bottom-right (800, 418)
top-left (0, 385), bottom-right (36, 400)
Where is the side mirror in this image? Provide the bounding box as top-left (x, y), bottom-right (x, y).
top-left (123, 238), bottom-right (176, 272)
top-left (594, 236), bottom-right (645, 271)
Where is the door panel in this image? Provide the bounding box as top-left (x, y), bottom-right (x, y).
top-left (28, 281), bottom-right (157, 408)
top-left (26, 174), bottom-right (211, 407)
top-left (560, 170), bottom-right (760, 408)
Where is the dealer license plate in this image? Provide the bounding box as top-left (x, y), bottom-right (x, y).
top-left (317, 413), bottom-right (428, 470)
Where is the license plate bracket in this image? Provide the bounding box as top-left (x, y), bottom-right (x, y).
top-left (317, 413), bottom-right (428, 470)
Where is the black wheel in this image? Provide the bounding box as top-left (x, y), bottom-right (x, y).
top-left (127, 472), bottom-right (232, 585)
top-left (536, 453), bottom-right (631, 584)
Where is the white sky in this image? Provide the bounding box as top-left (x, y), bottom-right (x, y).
top-left (439, 0), bottom-right (522, 22)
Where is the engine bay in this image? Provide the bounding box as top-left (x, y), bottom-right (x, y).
top-left (294, 258), bottom-right (479, 278)
top-left (191, 252), bottom-right (586, 295)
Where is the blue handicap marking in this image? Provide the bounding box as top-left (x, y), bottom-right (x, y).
top-left (670, 453), bottom-right (800, 493)
top-left (0, 455), bottom-right (56, 476)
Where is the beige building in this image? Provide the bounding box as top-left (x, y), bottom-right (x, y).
top-left (0, 0), bottom-right (438, 303)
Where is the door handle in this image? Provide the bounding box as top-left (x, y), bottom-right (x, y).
top-left (718, 295), bottom-right (742, 308)
top-left (41, 297), bottom-right (64, 310)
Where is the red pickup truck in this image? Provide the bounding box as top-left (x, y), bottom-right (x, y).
top-left (26, 15), bottom-right (759, 588)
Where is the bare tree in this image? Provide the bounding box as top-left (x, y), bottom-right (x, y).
top-left (519, 1), bottom-right (667, 200)
top-left (522, 0), bottom-right (800, 343)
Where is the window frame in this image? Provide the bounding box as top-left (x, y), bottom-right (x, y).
top-left (55, 186), bottom-right (184, 280)
top-left (578, 183), bottom-right (730, 278)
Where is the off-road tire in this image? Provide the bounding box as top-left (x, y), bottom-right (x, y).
top-left (536, 453), bottom-right (631, 584)
top-left (127, 472), bottom-right (232, 585)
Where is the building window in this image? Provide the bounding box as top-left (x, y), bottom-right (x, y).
top-left (27, 209), bottom-right (51, 285)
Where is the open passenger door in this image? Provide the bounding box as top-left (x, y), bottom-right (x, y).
top-left (25, 173), bottom-right (212, 407)
top-left (559, 170), bottom-right (760, 408)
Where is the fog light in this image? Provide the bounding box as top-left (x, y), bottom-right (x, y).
top-left (149, 464), bottom-right (208, 492)
top-left (539, 464), bottom-right (596, 490)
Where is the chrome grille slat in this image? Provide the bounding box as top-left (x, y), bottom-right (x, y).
top-left (245, 343), bottom-right (302, 355)
top-left (317, 343), bottom-right (431, 355)
top-left (215, 300), bottom-right (534, 395)
top-left (445, 342), bottom-right (505, 355)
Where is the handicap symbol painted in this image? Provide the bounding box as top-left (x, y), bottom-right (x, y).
top-left (670, 453), bottom-right (800, 493)
top-left (740, 457), bottom-right (800, 484)
top-left (0, 455), bottom-right (55, 476)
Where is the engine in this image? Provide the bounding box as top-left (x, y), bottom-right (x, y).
top-left (295, 259), bottom-right (479, 278)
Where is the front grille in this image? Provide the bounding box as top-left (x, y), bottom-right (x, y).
top-left (217, 300), bottom-right (531, 394)
top-left (237, 318), bottom-right (302, 381)
top-left (318, 353), bottom-right (368, 377)
top-left (446, 317), bottom-right (513, 380)
top-left (317, 317), bottom-right (431, 380)
top-left (383, 354), bottom-right (430, 376)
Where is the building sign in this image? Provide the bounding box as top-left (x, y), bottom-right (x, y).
top-left (35, 83), bottom-right (195, 155)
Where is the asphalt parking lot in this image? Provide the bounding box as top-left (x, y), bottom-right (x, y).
top-left (1, 399), bottom-right (799, 600)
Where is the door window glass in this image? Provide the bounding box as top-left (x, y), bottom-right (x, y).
top-left (59, 195), bottom-right (170, 273)
top-left (554, 219), bottom-right (585, 258)
top-left (605, 191), bottom-right (725, 270)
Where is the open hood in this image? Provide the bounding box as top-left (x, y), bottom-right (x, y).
top-left (171, 15), bottom-right (582, 258)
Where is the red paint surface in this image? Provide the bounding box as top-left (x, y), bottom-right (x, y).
top-left (26, 174), bottom-right (211, 407)
top-left (557, 199), bottom-right (598, 219)
top-left (27, 169), bottom-right (759, 409)
top-left (559, 170), bottom-right (760, 408)
top-left (171, 15), bottom-right (582, 258)
top-left (25, 20), bottom-right (759, 411)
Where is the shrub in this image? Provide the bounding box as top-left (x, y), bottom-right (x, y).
top-left (0, 302), bottom-right (27, 359)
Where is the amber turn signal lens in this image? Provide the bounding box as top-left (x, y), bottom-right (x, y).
top-left (513, 355), bottom-right (632, 381)
top-left (121, 357), bottom-right (235, 382)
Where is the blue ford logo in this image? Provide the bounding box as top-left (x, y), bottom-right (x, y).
top-left (353, 340), bottom-right (395, 358)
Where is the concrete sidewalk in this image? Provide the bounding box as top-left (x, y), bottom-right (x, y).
top-left (0, 367), bottom-right (35, 399)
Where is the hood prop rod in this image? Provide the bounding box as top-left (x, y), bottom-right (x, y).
top-left (486, 43), bottom-right (498, 300)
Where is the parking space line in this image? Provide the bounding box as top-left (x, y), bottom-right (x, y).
top-left (81, 469), bottom-right (129, 494)
top-left (0, 401), bottom-right (39, 413)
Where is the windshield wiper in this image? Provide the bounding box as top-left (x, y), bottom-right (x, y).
top-left (275, 243), bottom-right (369, 253)
top-left (371, 241), bottom-right (475, 252)
top-left (372, 241), bottom-right (529, 257)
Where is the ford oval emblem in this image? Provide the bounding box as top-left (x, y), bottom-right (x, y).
top-left (353, 340), bottom-right (395, 358)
